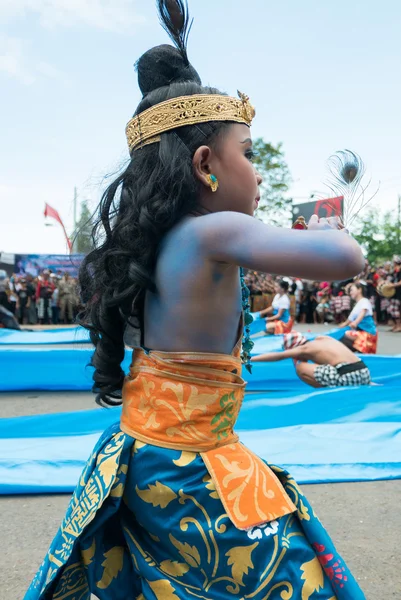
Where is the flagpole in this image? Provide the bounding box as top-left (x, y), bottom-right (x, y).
top-left (72, 187), bottom-right (78, 253)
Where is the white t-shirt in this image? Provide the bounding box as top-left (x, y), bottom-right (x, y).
top-left (349, 298), bottom-right (373, 322)
top-left (272, 294), bottom-right (291, 312)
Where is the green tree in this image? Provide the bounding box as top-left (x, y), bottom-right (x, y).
top-left (74, 201), bottom-right (94, 254)
top-left (252, 138), bottom-right (292, 225)
top-left (354, 207), bottom-right (401, 264)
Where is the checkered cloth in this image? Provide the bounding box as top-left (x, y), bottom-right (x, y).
top-left (314, 361), bottom-right (371, 387)
top-left (380, 297), bottom-right (390, 312)
top-left (341, 296), bottom-right (351, 311)
top-left (331, 297), bottom-right (343, 315)
top-left (388, 298), bottom-right (400, 319)
top-left (283, 332), bottom-right (307, 350)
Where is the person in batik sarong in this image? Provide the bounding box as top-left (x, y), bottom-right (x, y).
top-left (25, 2), bottom-right (366, 599)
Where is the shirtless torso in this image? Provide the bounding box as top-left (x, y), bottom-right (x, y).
top-left (252, 335), bottom-right (360, 367)
top-left (285, 336), bottom-right (360, 367)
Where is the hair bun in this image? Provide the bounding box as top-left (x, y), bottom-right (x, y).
top-left (136, 44), bottom-right (201, 96)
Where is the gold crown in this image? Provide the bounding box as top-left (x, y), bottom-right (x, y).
top-left (126, 91), bottom-right (255, 153)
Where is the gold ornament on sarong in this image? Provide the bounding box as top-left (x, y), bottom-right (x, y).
top-left (126, 91), bottom-right (256, 153)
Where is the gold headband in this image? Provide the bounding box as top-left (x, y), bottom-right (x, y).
top-left (125, 91), bottom-right (255, 153)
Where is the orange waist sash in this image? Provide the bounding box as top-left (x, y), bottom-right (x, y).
top-left (121, 348), bottom-right (296, 530)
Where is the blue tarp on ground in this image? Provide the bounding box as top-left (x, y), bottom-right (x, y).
top-left (0, 318), bottom-right (339, 345)
top-left (1, 325), bottom-right (400, 493)
top-left (1, 340), bottom-right (401, 392)
top-left (0, 326), bottom-right (90, 345)
top-left (0, 381), bottom-right (400, 493)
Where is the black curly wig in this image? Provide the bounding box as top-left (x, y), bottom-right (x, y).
top-left (78, 1), bottom-right (233, 406)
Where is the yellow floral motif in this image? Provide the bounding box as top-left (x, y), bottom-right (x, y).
top-left (162, 382), bottom-right (221, 443)
top-left (96, 546), bottom-right (125, 590)
top-left (226, 542), bottom-right (259, 586)
top-left (81, 538), bottom-right (96, 567)
top-left (173, 451), bottom-right (197, 467)
top-left (110, 463), bottom-right (128, 498)
top-left (203, 474), bottom-right (219, 500)
top-left (133, 440), bottom-right (147, 454)
top-left (147, 579), bottom-right (181, 599)
top-left (300, 557), bottom-right (325, 600)
top-left (169, 534), bottom-right (201, 568)
top-left (138, 379), bottom-right (160, 429)
top-left (298, 499), bottom-right (311, 522)
top-left (98, 433), bottom-right (126, 488)
top-left (136, 482), bottom-right (178, 509)
top-left (160, 559), bottom-right (190, 577)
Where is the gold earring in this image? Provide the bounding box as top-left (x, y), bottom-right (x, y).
top-left (207, 174), bottom-right (219, 192)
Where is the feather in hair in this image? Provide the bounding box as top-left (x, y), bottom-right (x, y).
top-left (157, 0), bottom-right (193, 65)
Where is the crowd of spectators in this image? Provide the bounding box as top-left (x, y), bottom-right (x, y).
top-left (0, 270), bottom-right (80, 326)
top-left (1, 256), bottom-right (401, 332)
top-left (245, 255), bottom-right (401, 332)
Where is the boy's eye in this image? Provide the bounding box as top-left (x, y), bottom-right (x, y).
top-left (245, 149), bottom-right (258, 162)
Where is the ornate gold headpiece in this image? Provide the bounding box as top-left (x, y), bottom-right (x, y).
top-left (125, 91), bottom-right (255, 153)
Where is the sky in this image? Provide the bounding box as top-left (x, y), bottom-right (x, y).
top-left (1, 0), bottom-right (401, 254)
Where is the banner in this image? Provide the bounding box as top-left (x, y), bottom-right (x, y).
top-left (292, 196), bottom-right (344, 222)
top-left (14, 254), bottom-right (84, 278)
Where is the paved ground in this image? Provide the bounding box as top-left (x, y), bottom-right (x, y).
top-left (1, 324), bottom-right (400, 598)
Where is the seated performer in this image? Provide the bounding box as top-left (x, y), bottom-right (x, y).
top-left (26, 2), bottom-right (366, 599)
top-left (258, 279), bottom-right (293, 334)
top-left (340, 282), bottom-right (378, 353)
top-left (252, 331), bottom-right (371, 388)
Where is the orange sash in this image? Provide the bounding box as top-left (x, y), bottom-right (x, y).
top-left (121, 348), bottom-right (296, 530)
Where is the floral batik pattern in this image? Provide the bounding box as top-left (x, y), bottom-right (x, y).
top-left (25, 347), bottom-right (366, 600)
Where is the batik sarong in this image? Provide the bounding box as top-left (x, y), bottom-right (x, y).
top-left (347, 329), bottom-right (378, 354)
top-left (274, 318), bottom-right (293, 335)
top-left (25, 345), bottom-right (365, 600)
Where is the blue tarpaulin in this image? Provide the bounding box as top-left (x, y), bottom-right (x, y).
top-left (0, 326), bottom-right (90, 345)
top-left (1, 341), bottom-right (401, 392)
top-left (0, 381), bottom-right (400, 493)
top-left (1, 325), bottom-right (400, 493)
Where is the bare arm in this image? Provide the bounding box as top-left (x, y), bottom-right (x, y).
top-left (259, 306), bottom-right (273, 317)
top-left (266, 308), bottom-right (284, 322)
top-left (252, 346), bottom-right (305, 362)
top-left (190, 212), bottom-right (364, 281)
top-left (349, 308), bottom-right (367, 328)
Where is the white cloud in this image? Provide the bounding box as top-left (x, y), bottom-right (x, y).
top-left (0, 36), bottom-right (35, 84)
top-left (0, 35), bottom-right (70, 85)
top-left (0, 0), bottom-right (144, 33)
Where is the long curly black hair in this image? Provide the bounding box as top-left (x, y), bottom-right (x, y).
top-left (79, 1), bottom-right (232, 406)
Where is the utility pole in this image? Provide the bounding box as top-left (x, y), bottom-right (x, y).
top-left (72, 187), bottom-right (78, 253)
top-left (398, 195), bottom-right (401, 250)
